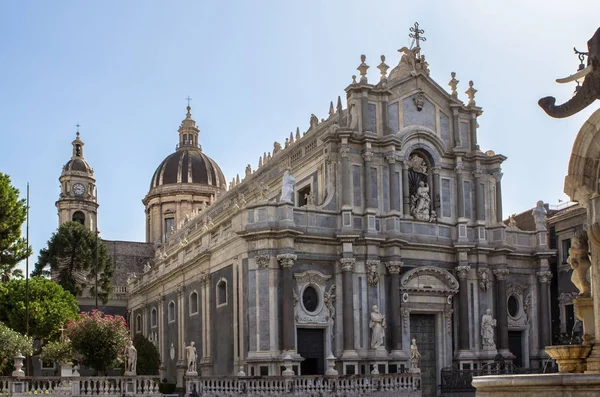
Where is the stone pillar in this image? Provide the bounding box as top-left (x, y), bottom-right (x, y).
top-left (387, 261), bottom-right (403, 353)
top-left (495, 172), bottom-right (503, 223)
top-left (158, 294), bottom-right (165, 379)
top-left (277, 254), bottom-right (297, 353)
top-left (537, 270), bottom-right (553, 349)
top-left (470, 113), bottom-right (479, 151)
top-left (176, 284), bottom-right (185, 387)
top-left (432, 167), bottom-right (441, 216)
top-left (340, 145), bottom-right (351, 207)
top-left (456, 165), bottom-right (465, 218)
top-left (456, 265), bottom-right (471, 351)
top-left (402, 162), bottom-right (410, 215)
top-left (142, 303), bottom-right (148, 337)
top-left (474, 170), bottom-right (483, 221)
top-left (386, 154), bottom-right (398, 212)
top-left (341, 258), bottom-right (357, 356)
top-left (361, 96), bottom-right (369, 133)
top-left (363, 151), bottom-right (374, 209)
top-left (381, 99), bottom-right (389, 135)
top-left (493, 269), bottom-right (510, 353)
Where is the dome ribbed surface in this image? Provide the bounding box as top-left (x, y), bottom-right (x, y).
top-left (150, 149), bottom-right (225, 189)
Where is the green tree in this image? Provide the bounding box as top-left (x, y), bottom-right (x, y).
top-left (0, 321), bottom-right (33, 375)
top-left (132, 334), bottom-right (160, 375)
top-left (0, 173), bottom-right (31, 282)
top-left (66, 310), bottom-right (129, 375)
top-left (0, 277), bottom-right (79, 354)
top-left (33, 221), bottom-right (114, 303)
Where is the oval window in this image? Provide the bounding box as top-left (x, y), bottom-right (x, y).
top-left (508, 295), bottom-right (519, 317)
top-left (302, 286), bottom-right (319, 312)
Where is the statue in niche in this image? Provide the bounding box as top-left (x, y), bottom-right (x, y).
top-left (280, 169), bottom-right (296, 202)
top-left (369, 305), bottom-right (386, 349)
top-left (568, 230), bottom-right (592, 297)
top-left (410, 181), bottom-right (431, 221)
top-left (410, 338), bottom-right (421, 371)
top-left (408, 154), bottom-right (427, 174)
top-left (186, 342), bottom-right (198, 373)
top-left (532, 200), bottom-right (547, 230)
top-left (481, 309), bottom-right (497, 349)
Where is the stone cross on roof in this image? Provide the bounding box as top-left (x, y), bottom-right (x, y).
top-left (409, 22), bottom-right (426, 49)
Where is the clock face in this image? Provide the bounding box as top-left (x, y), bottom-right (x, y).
top-left (72, 183), bottom-right (85, 196)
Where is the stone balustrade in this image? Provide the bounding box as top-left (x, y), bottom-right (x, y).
top-left (0, 376), bottom-right (161, 397)
top-left (186, 373), bottom-right (421, 397)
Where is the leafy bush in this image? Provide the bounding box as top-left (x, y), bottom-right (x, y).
top-left (0, 321), bottom-right (33, 374)
top-left (65, 310), bottom-right (129, 375)
top-left (132, 334), bottom-right (160, 375)
top-left (40, 340), bottom-right (73, 364)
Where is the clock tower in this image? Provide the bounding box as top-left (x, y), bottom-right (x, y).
top-left (56, 130), bottom-right (98, 231)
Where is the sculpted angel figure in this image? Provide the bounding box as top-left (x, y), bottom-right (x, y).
top-left (568, 230), bottom-right (591, 297)
top-left (280, 169), bottom-right (296, 202)
top-left (410, 181), bottom-right (431, 220)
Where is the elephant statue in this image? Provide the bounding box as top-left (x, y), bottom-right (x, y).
top-left (539, 27), bottom-right (600, 118)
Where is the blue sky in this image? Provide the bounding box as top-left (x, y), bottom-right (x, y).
top-left (1, 1), bottom-right (599, 272)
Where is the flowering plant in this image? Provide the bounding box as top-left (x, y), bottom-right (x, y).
top-left (40, 340), bottom-right (73, 364)
top-left (65, 310), bottom-right (129, 374)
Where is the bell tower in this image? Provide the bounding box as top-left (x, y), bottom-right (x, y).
top-left (56, 128), bottom-right (98, 231)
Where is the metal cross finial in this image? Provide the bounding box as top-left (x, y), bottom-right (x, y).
top-left (76, 123), bottom-right (80, 131)
top-left (409, 22), bottom-right (426, 49)
top-left (186, 96), bottom-right (192, 107)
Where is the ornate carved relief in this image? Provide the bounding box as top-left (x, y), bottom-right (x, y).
top-left (444, 309), bottom-right (453, 334)
top-left (493, 268), bottom-right (509, 280)
top-left (407, 154), bottom-right (427, 174)
top-left (401, 308), bottom-right (410, 333)
top-left (277, 253), bottom-right (297, 268)
top-left (386, 261), bottom-right (403, 274)
top-left (339, 146), bottom-right (350, 158)
top-left (340, 258), bottom-right (355, 272)
top-left (294, 270), bottom-right (332, 286)
top-left (400, 266), bottom-right (459, 293)
top-left (366, 260), bottom-right (381, 286)
top-left (455, 265), bottom-right (470, 279)
top-left (536, 270), bottom-right (553, 283)
top-left (293, 270), bottom-right (333, 327)
top-left (255, 255), bottom-right (270, 269)
top-left (477, 268), bottom-right (490, 291)
top-left (324, 285), bottom-right (337, 346)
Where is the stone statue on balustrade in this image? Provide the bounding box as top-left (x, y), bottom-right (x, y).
top-left (369, 305), bottom-right (386, 349)
top-left (409, 338), bottom-right (421, 373)
top-left (481, 309), bottom-right (497, 349)
top-left (280, 169), bottom-right (296, 202)
top-left (532, 200), bottom-right (547, 231)
top-left (125, 339), bottom-right (137, 375)
top-left (568, 230), bottom-right (592, 297)
top-left (410, 181), bottom-right (431, 221)
top-left (186, 342), bottom-right (198, 375)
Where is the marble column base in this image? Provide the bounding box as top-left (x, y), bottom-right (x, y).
top-left (341, 349), bottom-right (359, 359)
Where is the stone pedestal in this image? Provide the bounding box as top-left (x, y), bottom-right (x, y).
top-left (473, 373), bottom-right (600, 397)
top-left (60, 362), bottom-right (74, 377)
top-left (574, 297), bottom-right (596, 345)
top-left (325, 355), bottom-right (338, 376)
top-left (12, 353), bottom-right (25, 377)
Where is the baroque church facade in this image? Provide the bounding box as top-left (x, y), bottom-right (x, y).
top-left (54, 33), bottom-right (555, 396)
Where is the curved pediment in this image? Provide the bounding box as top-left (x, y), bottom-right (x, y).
top-left (400, 266), bottom-right (459, 294)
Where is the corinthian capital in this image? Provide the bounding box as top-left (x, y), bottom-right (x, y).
top-left (385, 154), bottom-right (397, 164)
top-left (455, 265), bottom-right (470, 279)
top-left (536, 270), bottom-right (553, 284)
top-left (362, 151), bottom-right (373, 163)
top-left (493, 268), bottom-right (509, 280)
top-left (277, 254), bottom-right (297, 268)
top-left (339, 146), bottom-right (350, 158)
top-left (386, 261), bottom-right (403, 274)
top-left (255, 254), bottom-right (270, 269)
top-left (340, 258), bottom-right (356, 272)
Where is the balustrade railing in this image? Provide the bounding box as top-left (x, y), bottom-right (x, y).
top-left (187, 373), bottom-right (420, 396)
top-left (0, 376), bottom-right (160, 397)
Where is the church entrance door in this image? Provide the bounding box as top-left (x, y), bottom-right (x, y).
top-left (410, 314), bottom-right (436, 397)
top-left (508, 331), bottom-right (522, 367)
top-left (297, 328), bottom-right (325, 375)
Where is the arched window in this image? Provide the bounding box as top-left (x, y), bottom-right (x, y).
top-left (189, 291), bottom-right (198, 315)
top-left (183, 134), bottom-right (188, 144)
top-left (168, 301), bottom-right (176, 323)
top-left (135, 314), bottom-right (142, 333)
top-left (151, 307), bottom-right (157, 328)
top-left (72, 211), bottom-right (85, 226)
top-left (216, 278), bottom-right (227, 307)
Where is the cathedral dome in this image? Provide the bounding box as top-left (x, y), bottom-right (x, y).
top-left (150, 148), bottom-right (226, 189)
top-left (63, 157), bottom-right (93, 174)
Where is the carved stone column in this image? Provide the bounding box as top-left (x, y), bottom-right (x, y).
top-left (277, 253), bottom-right (297, 353)
top-left (387, 261), bottom-right (403, 353)
top-left (157, 293), bottom-right (165, 378)
top-left (386, 154), bottom-right (399, 212)
top-left (341, 258), bottom-right (357, 355)
top-left (363, 151), bottom-right (374, 209)
top-left (176, 284), bottom-right (185, 387)
top-left (494, 172), bottom-right (503, 223)
top-left (537, 270), bottom-right (553, 349)
top-left (456, 165), bottom-right (465, 218)
top-left (456, 265), bottom-right (471, 351)
top-left (432, 167), bottom-right (441, 216)
top-left (340, 145), bottom-right (351, 207)
top-left (473, 170), bottom-right (483, 221)
top-left (493, 269), bottom-right (510, 353)
top-left (402, 162), bottom-right (410, 215)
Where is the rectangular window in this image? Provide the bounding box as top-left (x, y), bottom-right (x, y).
top-left (441, 178), bottom-right (451, 218)
top-left (463, 181), bottom-right (472, 219)
top-left (562, 239), bottom-right (570, 262)
top-left (297, 184), bottom-right (311, 207)
top-left (367, 103), bottom-right (377, 132)
top-left (460, 121), bottom-right (470, 149)
top-left (353, 165), bottom-right (361, 207)
top-left (164, 217), bottom-right (175, 239)
top-left (371, 167), bottom-right (378, 208)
